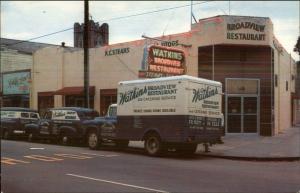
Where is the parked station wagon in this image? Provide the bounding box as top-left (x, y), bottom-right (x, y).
top-left (25, 107), bottom-right (100, 145)
top-left (0, 107), bottom-right (40, 140)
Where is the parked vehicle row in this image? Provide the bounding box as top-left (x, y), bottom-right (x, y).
top-left (1, 107), bottom-right (101, 145)
top-left (1, 75), bottom-right (224, 156)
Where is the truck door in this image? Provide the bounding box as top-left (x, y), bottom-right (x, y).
top-left (39, 111), bottom-right (54, 136)
top-left (101, 105), bottom-right (117, 139)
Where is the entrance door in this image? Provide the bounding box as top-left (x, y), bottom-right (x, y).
top-left (227, 96), bottom-right (258, 133)
top-left (227, 97), bottom-right (242, 133)
top-left (243, 97), bottom-right (258, 133)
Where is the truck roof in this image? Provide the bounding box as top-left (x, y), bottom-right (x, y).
top-left (0, 107), bottom-right (38, 113)
top-left (118, 75), bottom-right (222, 86)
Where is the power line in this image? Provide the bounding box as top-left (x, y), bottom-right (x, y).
top-left (5, 1), bottom-right (213, 46)
top-left (5, 28), bottom-right (73, 46)
top-left (99, 1), bottom-right (212, 23)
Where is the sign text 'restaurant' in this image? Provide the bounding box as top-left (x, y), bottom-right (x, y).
top-left (227, 21), bottom-right (266, 41)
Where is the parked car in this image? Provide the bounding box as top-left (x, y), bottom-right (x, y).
top-left (0, 107), bottom-right (40, 140)
top-left (25, 107), bottom-right (100, 145)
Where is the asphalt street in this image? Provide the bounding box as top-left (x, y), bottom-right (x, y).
top-left (1, 139), bottom-right (300, 193)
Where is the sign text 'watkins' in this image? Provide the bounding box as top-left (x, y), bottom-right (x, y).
top-left (119, 86), bottom-right (148, 105)
top-left (192, 86), bottom-right (218, 103)
top-left (152, 48), bottom-right (183, 60)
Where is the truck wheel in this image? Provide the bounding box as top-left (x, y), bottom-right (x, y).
top-left (177, 144), bottom-right (198, 155)
top-left (144, 133), bottom-right (164, 156)
top-left (115, 140), bottom-right (129, 149)
top-left (88, 131), bottom-right (101, 150)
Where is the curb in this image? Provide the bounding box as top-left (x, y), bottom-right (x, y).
top-left (198, 154), bottom-right (300, 162)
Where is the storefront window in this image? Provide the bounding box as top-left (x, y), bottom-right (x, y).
top-left (38, 95), bottom-right (54, 115)
top-left (65, 95), bottom-right (94, 109)
top-left (227, 79), bottom-right (259, 95)
top-left (100, 89), bottom-right (117, 116)
top-left (2, 96), bottom-right (29, 108)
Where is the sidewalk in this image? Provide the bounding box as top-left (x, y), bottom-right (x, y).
top-left (129, 126), bottom-right (300, 161)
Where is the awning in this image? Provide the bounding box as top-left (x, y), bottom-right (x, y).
top-left (54, 86), bottom-right (95, 96)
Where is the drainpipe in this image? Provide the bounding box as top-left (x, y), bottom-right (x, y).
top-left (212, 44), bottom-right (215, 80)
top-left (278, 50), bottom-right (281, 134)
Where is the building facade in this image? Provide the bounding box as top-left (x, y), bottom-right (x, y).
top-left (0, 38), bottom-right (55, 107)
top-left (31, 15), bottom-right (297, 136)
top-left (74, 20), bottom-right (109, 48)
top-left (293, 61), bottom-right (300, 125)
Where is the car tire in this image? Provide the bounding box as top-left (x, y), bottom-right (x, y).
top-left (60, 134), bottom-right (70, 146)
top-left (88, 130), bottom-right (101, 150)
top-left (144, 133), bottom-right (164, 156)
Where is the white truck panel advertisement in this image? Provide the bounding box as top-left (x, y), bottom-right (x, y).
top-left (118, 79), bottom-right (186, 116)
top-left (117, 76), bottom-right (222, 117)
top-left (188, 81), bottom-right (222, 118)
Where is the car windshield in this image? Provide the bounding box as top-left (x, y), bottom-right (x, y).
top-left (30, 113), bottom-right (39, 119)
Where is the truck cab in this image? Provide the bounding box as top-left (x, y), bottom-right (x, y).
top-left (0, 107), bottom-right (40, 140)
top-left (26, 107), bottom-right (100, 145)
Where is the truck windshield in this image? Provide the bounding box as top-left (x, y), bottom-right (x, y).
top-left (108, 106), bottom-right (117, 117)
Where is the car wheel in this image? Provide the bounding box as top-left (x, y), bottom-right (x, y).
top-left (144, 133), bottom-right (164, 156)
top-left (60, 134), bottom-right (70, 146)
top-left (88, 130), bottom-right (101, 150)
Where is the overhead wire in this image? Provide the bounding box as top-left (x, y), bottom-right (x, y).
top-left (5, 28), bottom-right (73, 46)
top-left (99, 1), bottom-right (213, 23)
top-left (5, 1), bottom-right (213, 46)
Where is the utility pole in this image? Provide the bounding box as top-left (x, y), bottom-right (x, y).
top-left (83, 0), bottom-right (90, 108)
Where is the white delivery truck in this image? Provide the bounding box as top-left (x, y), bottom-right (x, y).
top-left (88, 75), bottom-right (224, 156)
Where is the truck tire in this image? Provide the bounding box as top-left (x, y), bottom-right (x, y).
top-left (87, 130), bottom-right (101, 150)
top-left (115, 140), bottom-right (129, 149)
top-left (144, 133), bottom-right (164, 156)
top-left (177, 144), bottom-right (198, 155)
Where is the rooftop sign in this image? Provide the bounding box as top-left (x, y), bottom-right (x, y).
top-left (225, 17), bottom-right (268, 42)
top-left (139, 45), bottom-right (186, 78)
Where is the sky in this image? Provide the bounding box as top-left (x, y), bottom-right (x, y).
top-left (1, 1), bottom-right (299, 59)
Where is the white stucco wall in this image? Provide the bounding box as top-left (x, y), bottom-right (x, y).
top-left (273, 38), bottom-right (296, 134)
top-left (0, 47), bottom-right (32, 72)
